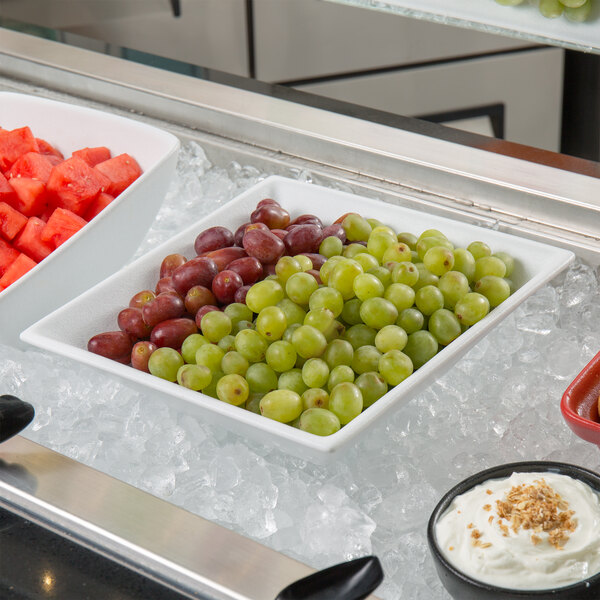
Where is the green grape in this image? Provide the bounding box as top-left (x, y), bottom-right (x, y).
top-left (217, 334), bottom-right (236, 353)
top-left (366, 218), bottom-right (386, 230)
top-left (233, 319), bottom-right (255, 334)
top-left (308, 287), bottom-right (344, 318)
top-left (391, 261), bottom-right (419, 287)
top-left (353, 272), bottom-right (385, 301)
top-left (286, 271), bottom-right (319, 306)
top-left (474, 256), bottom-right (506, 281)
top-left (256, 306), bottom-right (287, 341)
top-left (412, 263), bottom-right (439, 291)
top-left (384, 283), bottom-right (416, 312)
top-left (220, 350), bottom-right (249, 376)
top-left (329, 382), bottom-right (363, 424)
top-left (353, 252), bottom-right (379, 272)
top-left (265, 340), bottom-right (297, 372)
top-left (304, 307), bottom-right (335, 333)
top-left (283, 323), bottom-right (302, 343)
top-left (319, 255), bottom-right (344, 284)
top-left (278, 368), bottom-right (308, 395)
top-left (234, 329), bottom-right (268, 363)
top-left (382, 242), bottom-right (412, 264)
top-left (277, 298), bottom-right (306, 327)
top-left (181, 333), bottom-right (210, 364)
top-left (216, 373), bottom-right (249, 406)
top-left (344, 323), bottom-right (377, 350)
top-left (245, 393), bottom-right (263, 414)
top-left (224, 303), bottom-right (253, 326)
top-left (275, 256), bottom-right (302, 284)
top-left (302, 358), bottom-right (330, 388)
top-left (295, 355), bottom-right (307, 369)
top-left (375, 324), bottom-right (408, 353)
top-left (340, 298), bottom-right (363, 325)
top-left (367, 266), bottom-right (392, 288)
top-left (355, 371), bottom-right (388, 408)
top-left (564, 0), bottom-right (591, 20)
top-left (245, 280), bottom-right (284, 313)
top-left (343, 243), bottom-right (369, 259)
top-left (202, 370), bottom-right (224, 399)
top-left (423, 246), bottom-right (455, 277)
top-left (342, 213), bottom-right (372, 242)
top-left (351, 345), bottom-right (382, 375)
top-left (302, 388), bottom-right (330, 410)
top-left (437, 271), bottom-right (470, 310)
top-left (299, 408), bottom-right (341, 436)
top-left (397, 232), bottom-right (418, 250)
top-left (323, 339), bottom-right (354, 369)
top-left (418, 228), bottom-right (448, 242)
top-left (539, 0), bottom-right (563, 17)
top-left (397, 307), bottom-right (425, 334)
top-left (291, 325), bottom-right (328, 359)
top-left (560, 0), bottom-right (587, 6)
top-left (319, 235), bottom-right (343, 258)
top-left (195, 344), bottom-right (225, 373)
top-left (474, 275), bottom-right (511, 307)
top-left (176, 363), bottom-right (212, 390)
top-left (378, 349), bottom-right (414, 385)
top-left (328, 259), bottom-right (363, 300)
top-left (454, 292), bottom-right (490, 327)
top-left (428, 308), bottom-right (461, 346)
top-left (403, 330), bottom-right (439, 369)
top-left (367, 229), bottom-right (397, 262)
top-left (492, 251), bottom-right (515, 278)
top-left (200, 311), bottom-right (232, 343)
top-left (452, 248), bottom-right (476, 283)
top-left (415, 284), bottom-right (444, 316)
top-left (417, 236), bottom-right (453, 261)
top-left (294, 255), bottom-right (314, 271)
top-left (323, 319), bottom-right (345, 343)
top-left (360, 297), bottom-right (398, 329)
top-left (260, 389), bottom-right (303, 422)
top-left (245, 362), bottom-right (278, 393)
top-left (371, 225), bottom-right (397, 238)
top-left (328, 365), bottom-right (355, 391)
top-left (467, 241), bottom-right (491, 260)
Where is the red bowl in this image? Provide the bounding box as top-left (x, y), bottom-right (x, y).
top-left (561, 350), bottom-right (600, 448)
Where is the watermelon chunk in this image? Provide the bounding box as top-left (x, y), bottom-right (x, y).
top-left (0, 201), bottom-right (28, 241)
top-left (7, 177), bottom-right (47, 217)
top-left (7, 151), bottom-right (54, 183)
top-left (41, 207), bottom-right (87, 248)
top-left (36, 138), bottom-right (64, 160)
top-left (72, 146), bottom-right (111, 167)
top-left (46, 156), bottom-right (110, 216)
top-left (13, 216), bottom-right (54, 262)
top-left (0, 238), bottom-right (19, 275)
top-left (0, 252), bottom-right (36, 288)
top-left (0, 127), bottom-right (39, 172)
top-left (0, 171), bottom-right (16, 204)
top-left (94, 153), bottom-right (142, 197)
top-left (84, 191), bottom-right (115, 221)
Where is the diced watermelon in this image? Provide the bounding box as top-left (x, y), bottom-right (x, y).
top-left (7, 177), bottom-right (47, 217)
top-left (7, 151), bottom-right (54, 183)
top-left (36, 138), bottom-right (64, 160)
top-left (13, 216), bottom-right (54, 262)
top-left (0, 127), bottom-right (39, 172)
top-left (41, 207), bottom-right (87, 249)
top-left (83, 192), bottom-right (115, 221)
top-left (94, 153), bottom-right (142, 197)
top-left (0, 172), bottom-right (17, 205)
top-left (0, 252), bottom-right (36, 288)
top-left (0, 238), bottom-right (19, 275)
top-left (72, 146), bottom-right (111, 167)
top-left (46, 156), bottom-right (110, 216)
top-left (0, 201), bottom-right (28, 241)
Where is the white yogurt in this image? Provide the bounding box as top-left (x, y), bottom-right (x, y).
top-left (435, 471), bottom-right (600, 590)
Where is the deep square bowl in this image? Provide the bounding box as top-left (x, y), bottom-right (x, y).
top-left (20, 176), bottom-right (574, 462)
top-left (561, 350), bottom-right (600, 449)
top-left (0, 92), bottom-right (179, 347)
top-left (427, 461), bottom-right (600, 600)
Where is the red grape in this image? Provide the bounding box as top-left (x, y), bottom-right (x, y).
top-left (129, 290), bottom-right (155, 309)
top-left (242, 228), bottom-right (285, 264)
top-left (321, 223), bottom-right (346, 243)
top-left (212, 269), bottom-right (244, 304)
top-left (118, 307), bottom-right (152, 339)
top-left (270, 229), bottom-right (288, 241)
top-left (195, 305), bottom-right (221, 326)
top-left (150, 318), bottom-right (198, 349)
top-left (131, 341), bottom-right (157, 372)
top-left (256, 198), bottom-right (279, 208)
top-left (142, 293), bottom-right (185, 328)
top-left (194, 226), bottom-right (234, 255)
top-left (234, 285), bottom-right (251, 304)
top-left (172, 257), bottom-right (218, 296)
top-left (301, 253), bottom-right (327, 270)
top-left (250, 204), bottom-right (290, 229)
top-left (289, 214), bottom-right (323, 228)
top-left (201, 246), bottom-right (247, 271)
top-left (184, 285), bottom-right (217, 314)
top-left (88, 331), bottom-right (134, 364)
top-left (226, 256), bottom-right (263, 285)
top-left (160, 253), bottom-right (187, 279)
top-left (155, 277), bottom-right (179, 296)
top-left (284, 224), bottom-right (323, 254)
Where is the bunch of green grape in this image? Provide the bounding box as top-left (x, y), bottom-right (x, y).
top-left (496, 0), bottom-right (594, 22)
top-left (148, 212), bottom-right (516, 437)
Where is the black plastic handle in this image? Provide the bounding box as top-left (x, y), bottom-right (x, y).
top-left (275, 555), bottom-right (383, 600)
top-left (0, 395), bottom-right (34, 444)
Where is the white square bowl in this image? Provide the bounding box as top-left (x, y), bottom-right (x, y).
top-left (21, 176), bottom-right (574, 462)
top-left (0, 91), bottom-right (180, 347)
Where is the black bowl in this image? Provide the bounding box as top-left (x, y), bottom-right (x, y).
top-left (427, 461), bottom-right (600, 600)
